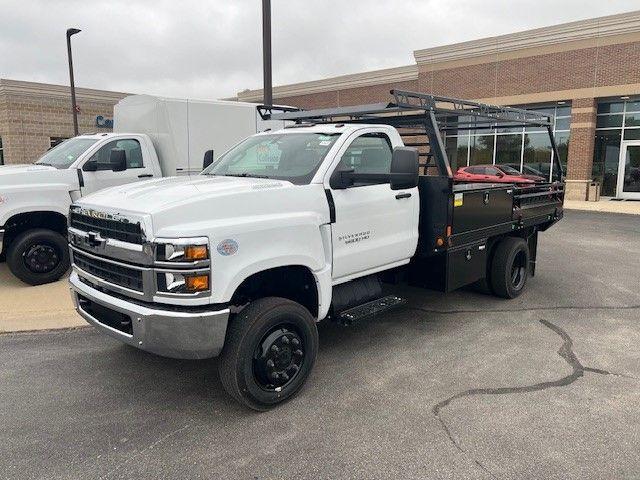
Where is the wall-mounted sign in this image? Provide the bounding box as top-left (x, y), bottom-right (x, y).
top-left (95, 115), bottom-right (114, 128)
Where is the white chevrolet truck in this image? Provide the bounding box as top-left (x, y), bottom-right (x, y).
top-left (0, 95), bottom-right (282, 285)
top-left (68, 91), bottom-right (565, 410)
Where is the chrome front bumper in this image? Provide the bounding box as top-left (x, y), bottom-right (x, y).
top-left (69, 272), bottom-right (229, 359)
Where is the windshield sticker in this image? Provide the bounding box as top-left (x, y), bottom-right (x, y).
top-left (454, 193), bottom-right (464, 207)
top-left (318, 140), bottom-right (332, 146)
top-left (256, 144), bottom-right (280, 165)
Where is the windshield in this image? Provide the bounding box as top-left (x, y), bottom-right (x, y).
top-left (497, 165), bottom-right (522, 175)
top-left (36, 137), bottom-right (98, 169)
top-left (202, 132), bottom-right (341, 185)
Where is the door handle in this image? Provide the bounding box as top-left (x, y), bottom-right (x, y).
top-left (395, 192), bottom-right (412, 199)
top-left (138, 174), bottom-right (153, 178)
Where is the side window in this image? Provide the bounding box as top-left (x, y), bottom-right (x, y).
top-left (88, 138), bottom-right (143, 170)
top-left (339, 133), bottom-right (392, 177)
top-left (466, 166), bottom-right (481, 174)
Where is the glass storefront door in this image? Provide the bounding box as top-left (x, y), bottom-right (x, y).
top-left (617, 141), bottom-right (640, 199)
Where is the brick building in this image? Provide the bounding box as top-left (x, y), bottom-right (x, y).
top-left (237, 10), bottom-right (640, 200)
top-left (2, 10), bottom-right (640, 200)
top-left (0, 79), bottom-right (127, 166)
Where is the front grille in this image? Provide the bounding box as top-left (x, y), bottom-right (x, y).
top-left (77, 294), bottom-right (133, 335)
top-left (70, 212), bottom-right (143, 244)
top-left (74, 251), bottom-right (143, 292)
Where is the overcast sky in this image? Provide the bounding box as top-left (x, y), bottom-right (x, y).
top-left (1, 0), bottom-right (639, 99)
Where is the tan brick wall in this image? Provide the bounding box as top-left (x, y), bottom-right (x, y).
top-left (1, 91), bottom-right (122, 165)
top-left (270, 40), bottom-right (640, 192)
top-left (274, 79), bottom-right (419, 109)
top-left (564, 98), bottom-right (597, 200)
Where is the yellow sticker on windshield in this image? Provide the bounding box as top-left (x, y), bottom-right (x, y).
top-left (454, 193), bottom-right (463, 207)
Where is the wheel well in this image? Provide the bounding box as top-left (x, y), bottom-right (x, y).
top-left (231, 266), bottom-right (319, 318)
top-left (3, 211), bottom-right (67, 253)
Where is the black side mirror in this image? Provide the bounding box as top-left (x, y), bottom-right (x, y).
top-left (110, 149), bottom-right (127, 172)
top-left (203, 150), bottom-right (214, 170)
top-left (390, 147), bottom-right (419, 190)
top-left (330, 166), bottom-right (355, 190)
top-left (495, 171), bottom-right (504, 178)
top-left (83, 159), bottom-right (97, 172)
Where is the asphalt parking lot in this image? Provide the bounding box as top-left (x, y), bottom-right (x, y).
top-left (1, 210), bottom-right (639, 480)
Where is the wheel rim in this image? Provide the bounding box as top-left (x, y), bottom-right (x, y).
top-left (510, 250), bottom-right (527, 291)
top-left (23, 243), bottom-right (60, 274)
top-left (253, 325), bottom-right (305, 391)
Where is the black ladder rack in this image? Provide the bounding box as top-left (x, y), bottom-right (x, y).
top-left (259, 89), bottom-right (562, 182)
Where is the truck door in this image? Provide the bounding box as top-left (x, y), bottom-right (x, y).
top-left (327, 130), bottom-right (419, 281)
top-left (80, 137), bottom-right (156, 196)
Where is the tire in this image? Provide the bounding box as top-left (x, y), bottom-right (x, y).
top-left (490, 237), bottom-right (530, 299)
top-left (6, 228), bottom-right (70, 286)
top-left (218, 297), bottom-right (319, 411)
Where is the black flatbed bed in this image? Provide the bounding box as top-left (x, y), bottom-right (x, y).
top-left (263, 89), bottom-right (565, 293)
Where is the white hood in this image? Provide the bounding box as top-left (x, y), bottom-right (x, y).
top-left (76, 174), bottom-right (330, 237)
top-left (79, 175), bottom-right (294, 214)
top-left (0, 164), bottom-right (79, 190)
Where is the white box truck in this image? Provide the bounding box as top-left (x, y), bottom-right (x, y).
top-left (0, 95), bottom-right (281, 285)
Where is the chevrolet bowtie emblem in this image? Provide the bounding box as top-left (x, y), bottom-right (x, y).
top-left (87, 232), bottom-right (104, 248)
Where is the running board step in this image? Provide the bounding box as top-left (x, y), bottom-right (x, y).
top-left (338, 295), bottom-right (406, 325)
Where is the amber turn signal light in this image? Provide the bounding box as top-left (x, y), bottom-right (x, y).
top-left (185, 275), bottom-right (209, 292)
top-left (184, 245), bottom-right (208, 261)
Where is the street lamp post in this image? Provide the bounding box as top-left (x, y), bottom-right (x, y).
top-left (262, 0), bottom-right (272, 107)
top-left (66, 28), bottom-right (81, 136)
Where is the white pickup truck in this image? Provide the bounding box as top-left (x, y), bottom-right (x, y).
top-left (67, 91), bottom-right (565, 410)
top-left (0, 95), bottom-right (282, 285)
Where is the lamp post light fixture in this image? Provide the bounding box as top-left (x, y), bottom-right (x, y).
top-left (66, 28), bottom-right (82, 136)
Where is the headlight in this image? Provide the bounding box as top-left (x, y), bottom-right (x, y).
top-left (159, 272), bottom-right (210, 294)
top-left (155, 238), bottom-right (209, 263)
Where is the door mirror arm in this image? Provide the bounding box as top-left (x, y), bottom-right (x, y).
top-left (82, 160), bottom-right (97, 172)
top-left (330, 167), bottom-right (355, 189)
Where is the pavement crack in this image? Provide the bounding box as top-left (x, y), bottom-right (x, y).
top-left (98, 422), bottom-right (192, 479)
top-left (432, 319), bottom-right (636, 478)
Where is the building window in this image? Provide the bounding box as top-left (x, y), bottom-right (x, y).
top-left (593, 98), bottom-right (640, 196)
top-left (0, 137), bottom-right (4, 165)
top-left (50, 137), bottom-right (69, 149)
top-left (444, 103), bottom-right (571, 180)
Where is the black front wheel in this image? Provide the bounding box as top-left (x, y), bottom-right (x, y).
top-left (219, 297), bottom-right (319, 411)
top-left (6, 228), bottom-right (70, 286)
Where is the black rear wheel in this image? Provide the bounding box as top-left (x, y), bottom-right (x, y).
top-left (219, 297), bottom-right (318, 411)
top-left (490, 237), bottom-right (530, 299)
top-left (6, 228), bottom-right (70, 286)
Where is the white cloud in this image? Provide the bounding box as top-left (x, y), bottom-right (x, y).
top-left (1, 0), bottom-right (638, 99)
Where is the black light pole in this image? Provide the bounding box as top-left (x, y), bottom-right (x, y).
top-left (262, 0), bottom-right (272, 106)
top-left (66, 28), bottom-right (81, 136)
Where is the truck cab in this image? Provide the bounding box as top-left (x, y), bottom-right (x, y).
top-left (0, 95), bottom-right (282, 286)
top-left (67, 90), bottom-right (564, 410)
top-left (0, 133), bottom-right (162, 285)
